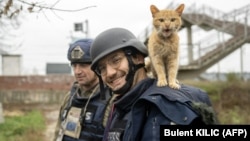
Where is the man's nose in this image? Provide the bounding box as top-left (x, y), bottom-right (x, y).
top-left (74, 65), bottom-right (82, 74)
top-left (105, 64), bottom-right (116, 76)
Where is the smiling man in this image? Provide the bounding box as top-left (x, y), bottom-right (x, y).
top-left (90, 27), bottom-right (218, 141)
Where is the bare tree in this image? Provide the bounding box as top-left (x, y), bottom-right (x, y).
top-left (0, 0), bottom-right (23, 53)
top-left (0, 0), bottom-right (95, 52)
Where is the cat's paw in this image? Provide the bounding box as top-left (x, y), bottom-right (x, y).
top-left (169, 82), bottom-right (180, 89)
top-left (157, 79), bottom-right (168, 87)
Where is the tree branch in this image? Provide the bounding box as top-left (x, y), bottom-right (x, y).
top-left (17, 0), bottom-right (96, 12)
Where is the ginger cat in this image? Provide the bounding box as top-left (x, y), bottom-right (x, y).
top-left (147, 4), bottom-right (185, 89)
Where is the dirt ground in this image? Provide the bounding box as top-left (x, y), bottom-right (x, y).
top-left (42, 104), bottom-right (60, 141)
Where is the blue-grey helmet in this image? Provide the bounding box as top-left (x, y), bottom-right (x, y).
top-left (90, 27), bottom-right (148, 71)
top-left (67, 39), bottom-right (93, 64)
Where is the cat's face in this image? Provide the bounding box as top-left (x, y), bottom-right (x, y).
top-left (150, 4), bottom-right (184, 37)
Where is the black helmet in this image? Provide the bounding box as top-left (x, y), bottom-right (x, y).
top-left (90, 27), bottom-right (148, 71)
top-left (67, 39), bottom-right (93, 64)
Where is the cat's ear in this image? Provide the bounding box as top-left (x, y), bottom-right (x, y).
top-left (150, 5), bottom-right (159, 17)
top-left (175, 4), bottom-right (185, 16)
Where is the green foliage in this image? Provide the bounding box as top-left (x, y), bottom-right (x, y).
top-left (183, 80), bottom-right (250, 124)
top-left (219, 106), bottom-right (247, 124)
top-left (225, 72), bottom-right (241, 82)
top-left (183, 81), bottom-right (225, 101)
top-left (0, 110), bottom-right (45, 141)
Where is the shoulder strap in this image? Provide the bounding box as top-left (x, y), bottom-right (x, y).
top-left (60, 82), bottom-right (79, 121)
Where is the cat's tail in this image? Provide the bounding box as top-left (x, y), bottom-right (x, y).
top-left (144, 57), bottom-right (155, 78)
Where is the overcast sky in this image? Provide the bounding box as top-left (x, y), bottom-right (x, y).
top-left (2, 0), bottom-right (250, 75)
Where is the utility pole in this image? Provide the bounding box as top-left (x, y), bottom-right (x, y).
top-left (240, 46), bottom-right (244, 81)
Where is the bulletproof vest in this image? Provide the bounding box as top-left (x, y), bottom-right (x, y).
top-left (61, 84), bottom-right (110, 141)
top-left (104, 79), bottom-right (151, 141)
top-left (106, 107), bottom-right (129, 141)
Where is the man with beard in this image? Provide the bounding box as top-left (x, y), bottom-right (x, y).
top-left (90, 28), bottom-right (218, 141)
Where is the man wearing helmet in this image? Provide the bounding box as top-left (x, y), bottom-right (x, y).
top-left (53, 39), bottom-right (110, 141)
top-left (90, 28), bottom-right (218, 141)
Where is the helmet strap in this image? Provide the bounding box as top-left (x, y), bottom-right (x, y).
top-left (112, 49), bottom-right (144, 95)
top-left (98, 75), bottom-right (106, 100)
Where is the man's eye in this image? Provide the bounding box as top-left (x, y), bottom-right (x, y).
top-left (113, 59), bottom-right (119, 64)
top-left (112, 57), bottom-right (121, 64)
top-left (79, 64), bottom-right (88, 68)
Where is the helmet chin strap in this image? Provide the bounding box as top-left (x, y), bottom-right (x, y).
top-left (113, 50), bottom-right (144, 95)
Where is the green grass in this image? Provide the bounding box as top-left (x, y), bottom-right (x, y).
top-left (0, 110), bottom-right (46, 141)
top-left (183, 80), bottom-right (250, 124)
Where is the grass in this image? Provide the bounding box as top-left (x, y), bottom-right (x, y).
top-left (183, 79), bottom-right (250, 124)
top-left (0, 110), bottom-right (46, 141)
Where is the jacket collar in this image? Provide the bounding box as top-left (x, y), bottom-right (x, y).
top-left (114, 78), bottom-right (154, 113)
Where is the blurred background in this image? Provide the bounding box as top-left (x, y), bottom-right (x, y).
top-left (0, 0), bottom-right (249, 141)
top-left (1, 0), bottom-right (250, 76)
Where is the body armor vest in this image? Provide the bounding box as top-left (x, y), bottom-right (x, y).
top-left (61, 84), bottom-right (110, 141)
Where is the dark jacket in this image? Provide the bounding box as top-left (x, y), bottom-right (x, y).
top-left (54, 82), bottom-right (110, 141)
top-left (103, 78), bottom-right (217, 141)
